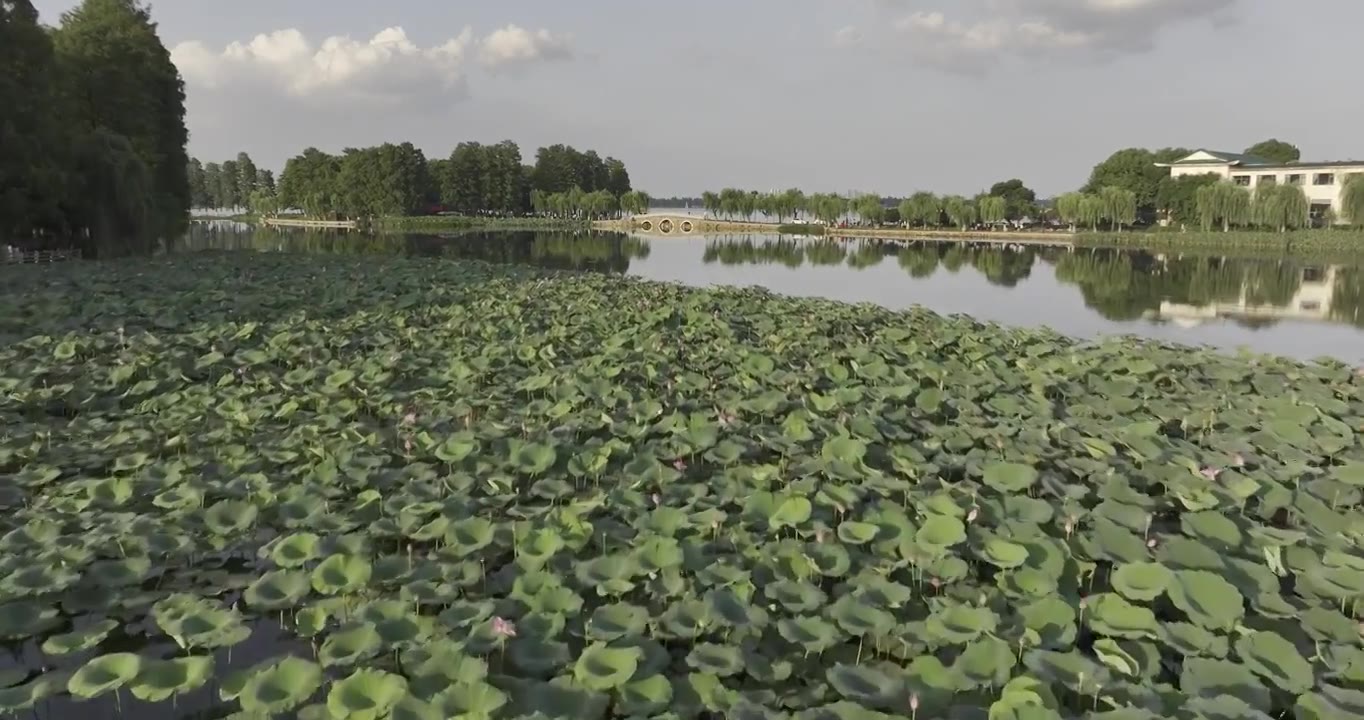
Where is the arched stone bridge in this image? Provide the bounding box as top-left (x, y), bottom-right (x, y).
top-left (630, 213), bottom-right (703, 235)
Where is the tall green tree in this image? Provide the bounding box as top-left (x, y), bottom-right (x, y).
top-left (943, 195), bottom-right (975, 231)
top-left (219, 159), bottom-right (240, 209)
top-left (278, 147), bottom-right (341, 217)
top-left (1244, 139), bottom-right (1300, 164)
top-left (234, 152), bottom-right (258, 199)
top-left (1196, 182), bottom-right (1252, 232)
top-left (54, 0), bottom-right (189, 239)
top-left (186, 158), bottom-right (208, 208)
top-left (1, 0), bottom-right (73, 241)
top-left (1055, 192), bottom-right (1085, 231)
top-left (987, 179), bottom-right (1036, 219)
top-left (855, 194), bottom-right (885, 225)
top-left (900, 192), bottom-right (941, 227)
top-left (1099, 186), bottom-right (1137, 231)
top-left (1078, 195), bottom-right (1106, 232)
top-left (1155, 174), bottom-right (1218, 226)
top-left (977, 195), bottom-right (1007, 225)
top-left (605, 157), bottom-right (631, 197)
top-left (1341, 174), bottom-right (1364, 227)
top-left (1084, 147), bottom-right (1188, 216)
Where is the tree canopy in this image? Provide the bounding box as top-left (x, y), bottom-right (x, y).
top-left (987, 179), bottom-right (1037, 219)
top-left (1, 0), bottom-right (189, 256)
top-left (1083, 147), bottom-right (1188, 217)
top-left (1244, 139), bottom-right (1301, 164)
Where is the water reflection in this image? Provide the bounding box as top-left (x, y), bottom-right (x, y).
top-left (176, 224), bottom-right (1364, 360)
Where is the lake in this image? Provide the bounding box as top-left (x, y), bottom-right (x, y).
top-left (179, 223), bottom-right (1364, 363)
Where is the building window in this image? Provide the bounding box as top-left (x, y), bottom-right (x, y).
top-left (1287, 174), bottom-right (1304, 185)
top-left (1314, 173), bottom-right (1336, 185)
top-left (1300, 301), bottom-right (1322, 312)
top-left (1233, 175), bottom-right (1251, 186)
top-left (1258, 175), bottom-right (1277, 187)
top-left (1302, 267), bottom-right (1324, 283)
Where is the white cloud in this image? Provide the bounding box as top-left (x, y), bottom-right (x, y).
top-left (832, 25), bottom-right (863, 48)
top-left (171, 24), bottom-right (574, 104)
top-left (478, 25), bottom-right (574, 69)
top-left (857, 0), bottom-right (1241, 71)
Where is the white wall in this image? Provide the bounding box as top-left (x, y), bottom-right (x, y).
top-left (1170, 163), bottom-right (1364, 214)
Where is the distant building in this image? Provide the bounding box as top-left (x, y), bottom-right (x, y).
top-left (1156, 150), bottom-right (1364, 221)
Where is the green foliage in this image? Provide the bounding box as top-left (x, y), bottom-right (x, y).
top-left (1196, 182), bottom-right (1252, 232)
top-left (1099, 186), bottom-right (1138, 231)
top-left (1253, 183), bottom-right (1310, 232)
top-left (978, 195), bottom-right (1008, 225)
top-left (899, 192), bottom-right (942, 227)
top-left (1157, 173), bottom-right (1220, 226)
top-left (1342, 174), bottom-right (1364, 227)
top-left (1244, 138), bottom-right (1301, 164)
top-left (943, 195), bottom-right (976, 230)
top-left (989, 178), bottom-right (1037, 219)
top-left (1054, 192), bottom-right (1084, 230)
top-left (854, 194), bottom-right (886, 225)
top-left (1, 0), bottom-right (188, 255)
top-left (3, 251), bottom-right (1364, 718)
top-left (1084, 147), bottom-right (1189, 214)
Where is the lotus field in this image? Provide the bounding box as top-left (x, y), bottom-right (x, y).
top-left (4, 254), bottom-right (1364, 720)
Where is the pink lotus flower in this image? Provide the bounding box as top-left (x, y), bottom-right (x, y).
top-left (1199, 466), bottom-right (1223, 481)
top-left (673, 458), bottom-right (688, 472)
top-left (929, 577), bottom-right (941, 590)
top-left (1231, 453), bottom-right (1246, 468)
top-left (910, 693), bottom-right (920, 713)
top-left (1147, 537), bottom-right (1158, 549)
top-left (491, 617), bottom-right (517, 638)
top-left (402, 412), bottom-right (417, 425)
top-left (651, 493), bottom-right (662, 507)
top-left (403, 437), bottom-right (412, 454)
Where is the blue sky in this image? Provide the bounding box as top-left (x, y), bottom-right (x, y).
top-left (32, 0), bottom-right (1364, 197)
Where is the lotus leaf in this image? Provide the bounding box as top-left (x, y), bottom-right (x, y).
top-left (1235, 630), bottom-right (1315, 694)
top-left (327, 669), bottom-right (409, 720)
top-left (41, 618), bottom-right (118, 655)
top-left (68, 652), bottom-right (141, 699)
top-left (981, 538), bottom-right (1030, 569)
top-left (311, 554), bottom-right (372, 595)
top-left (687, 643), bottom-right (745, 676)
top-left (271, 532), bottom-right (322, 568)
top-left (0, 601), bottom-right (58, 639)
top-left (770, 496), bottom-right (813, 529)
top-left (1111, 562), bottom-right (1172, 602)
top-left (130, 656), bottom-right (213, 702)
top-left (0, 673), bottom-right (60, 712)
top-left (1181, 658), bottom-right (1271, 711)
top-left (1086, 593), bottom-right (1158, 639)
top-left (587, 602), bottom-right (648, 641)
top-left (983, 462), bottom-right (1038, 492)
top-left (1168, 570), bottom-right (1245, 630)
top-left (916, 514), bottom-right (966, 550)
top-left (927, 605), bottom-right (998, 645)
top-left (245, 569), bottom-right (312, 610)
top-left (573, 643), bottom-right (642, 690)
top-left (837, 521), bottom-right (880, 544)
top-left (319, 623), bottom-right (382, 666)
top-left (618, 674), bottom-right (673, 716)
top-left (238, 657), bottom-right (323, 714)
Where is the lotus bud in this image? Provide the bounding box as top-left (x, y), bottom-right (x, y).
top-left (673, 458), bottom-right (688, 472)
top-left (1147, 537), bottom-right (1158, 549)
top-left (491, 616), bottom-right (517, 638)
top-left (815, 528), bottom-right (828, 544)
top-left (910, 693), bottom-right (920, 712)
top-left (402, 412), bottom-right (417, 425)
top-left (651, 493), bottom-right (661, 507)
top-left (1199, 466), bottom-right (1222, 481)
top-left (929, 577), bottom-right (941, 590)
top-left (1231, 452), bottom-right (1246, 467)
top-left (966, 507), bottom-right (979, 523)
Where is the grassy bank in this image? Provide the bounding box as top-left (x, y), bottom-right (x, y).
top-left (1078, 228), bottom-right (1364, 254)
top-left (372, 215), bottom-right (591, 233)
top-left (775, 223), bottom-right (826, 236)
top-left (1, 252), bottom-right (1360, 718)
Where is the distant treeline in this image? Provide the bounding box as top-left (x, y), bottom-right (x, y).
top-left (191, 142), bottom-right (640, 221)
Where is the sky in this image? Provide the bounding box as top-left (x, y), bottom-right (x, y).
top-left (31, 0), bottom-right (1364, 197)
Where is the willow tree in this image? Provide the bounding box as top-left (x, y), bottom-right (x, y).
top-left (1099, 186), bottom-right (1137, 231)
top-left (902, 192), bottom-right (941, 227)
top-left (701, 191), bottom-right (720, 219)
top-left (977, 195), bottom-right (1007, 225)
top-left (1054, 192), bottom-right (1085, 231)
top-left (1079, 195), bottom-right (1106, 232)
top-left (1253, 184), bottom-right (1309, 232)
top-left (71, 128), bottom-right (155, 256)
top-left (943, 195), bottom-right (975, 231)
top-left (1343, 174), bottom-right (1364, 226)
top-left (855, 194), bottom-right (885, 225)
top-left (1196, 182), bottom-right (1252, 232)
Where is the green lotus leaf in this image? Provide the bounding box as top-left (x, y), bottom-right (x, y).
top-left (983, 461), bottom-right (1038, 492)
top-left (435, 433), bottom-right (479, 463)
top-left (1168, 570), bottom-right (1245, 630)
top-left (634, 535), bottom-right (682, 572)
top-left (1159, 622), bottom-right (1229, 658)
top-left (687, 643), bottom-right (742, 679)
top-left (836, 521), bottom-right (880, 544)
top-left (981, 538), bottom-right (1030, 569)
top-left (439, 600), bottom-right (495, 629)
top-left (1235, 630), bottom-right (1315, 694)
top-left (446, 517), bottom-right (495, 552)
top-left (1111, 562), bottom-right (1171, 602)
top-left (780, 613), bottom-right (840, 651)
top-left (587, 603), bottom-right (648, 641)
top-left (326, 669), bottom-right (408, 720)
top-left (514, 442), bottom-right (558, 475)
top-left (238, 657), bottom-right (323, 714)
top-left (1018, 597), bottom-right (1077, 649)
top-left (659, 599), bottom-right (712, 639)
top-left (87, 557), bottom-right (152, 586)
top-left (319, 623), bottom-right (382, 667)
top-left (203, 499), bottom-right (259, 536)
top-left (295, 604), bottom-right (329, 637)
top-left (926, 604), bottom-right (998, 645)
top-left (955, 636), bottom-right (1015, 688)
top-left (576, 554), bottom-right (638, 595)
top-left (431, 680), bottom-right (508, 716)
top-left (1023, 650), bottom-right (1110, 694)
top-left (130, 656), bottom-right (213, 702)
top-left (829, 594), bottom-right (895, 637)
top-left (507, 637), bottom-right (571, 677)
top-left (1181, 657), bottom-right (1271, 712)
top-left (0, 672), bottom-right (60, 712)
top-left (1297, 684), bottom-right (1364, 720)
top-left (807, 541), bottom-right (853, 576)
top-left (1330, 462), bottom-right (1364, 487)
top-left (916, 514), bottom-right (967, 552)
top-left (822, 436), bottom-right (867, 464)
top-left (0, 600), bottom-right (58, 639)
top-left (311, 554), bottom-right (372, 595)
top-left (1085, 593), bottom-right (1158, 639)
top-left (68, 652), bottom-right (141, 699)
top-left (827, 662), bottom-right (905, 708)
top-left (519, 528), bottom-right (566, 567)
top-left (271, 532), bottom-right (321, 568)
top-left (41, 618), bottom-right (118, 655)
top-left (770, 495), bottom-right (813, 529)
top-left (245, 569), bottom-right (311, 610)
top-left (618, 673), bottom-right (673, 717)
top-left (573, 643), bottom-right (642, 690)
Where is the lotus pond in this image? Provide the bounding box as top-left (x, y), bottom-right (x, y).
top-left (2, 253), bottom-right (1364, 720)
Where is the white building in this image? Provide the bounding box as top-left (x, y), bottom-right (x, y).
top-left (1156, 150), bottom-right (1364, 220)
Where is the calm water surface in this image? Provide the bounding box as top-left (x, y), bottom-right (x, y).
top-left (178, 223), bottom-right (1364, 362)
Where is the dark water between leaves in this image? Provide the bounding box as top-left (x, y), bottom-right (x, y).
top-left (176, 223), bottom-right (1364, 363)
